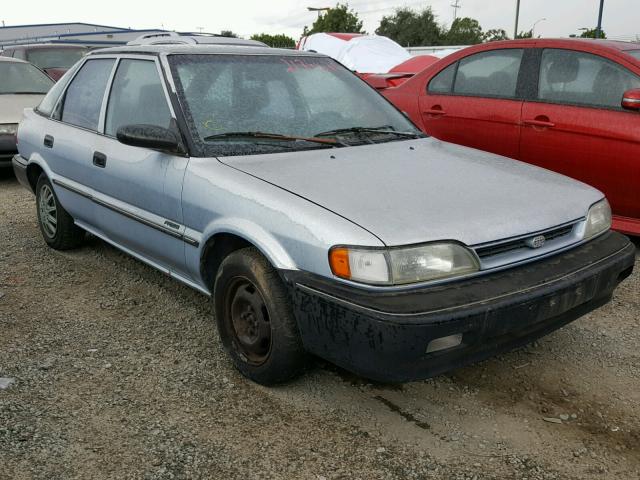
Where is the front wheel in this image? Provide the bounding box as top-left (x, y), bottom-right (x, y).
top-left (35, 174), bottom-right (84, 250)
top-left (213, 247), bottom-right (306, 385)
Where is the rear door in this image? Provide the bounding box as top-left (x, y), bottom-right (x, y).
top-left (418, 47), bottom-right (526, 159)
top-left (519, 48), bottom-right (640, 224)
top-left (93, 56), bottom-right (190, 277)
top-left (45, 57), bottom-right (116, 226)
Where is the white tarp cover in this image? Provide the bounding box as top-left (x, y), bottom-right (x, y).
top-left (299, 33), bottom-right (412, 73)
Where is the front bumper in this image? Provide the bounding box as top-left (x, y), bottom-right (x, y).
top-left (282, 231), bottom-right (635, 383)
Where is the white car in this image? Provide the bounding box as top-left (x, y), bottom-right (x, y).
top-left (0, 56), bottom-right (54, 168)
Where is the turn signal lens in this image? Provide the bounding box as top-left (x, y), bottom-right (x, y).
top-left (328, 247), bottom-right (351, 279)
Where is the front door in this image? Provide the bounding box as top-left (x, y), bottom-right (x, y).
top-left (93, 58), bottom-right (190, 277)
top-left (519, 48), bottom-right (640, 228)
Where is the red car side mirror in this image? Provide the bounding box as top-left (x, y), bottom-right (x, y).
top-left (621, 88), bottom-right (640, 111)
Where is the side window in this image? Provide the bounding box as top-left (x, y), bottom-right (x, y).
top-left (538, 49), bottom-right (640, 108)
top-left (61, 59), bottom-right (115, 130)
top-left (453, 49), bottom-right (524, 98)
top-left (105, 59), bottom-right (172, 136)
top-left (428, 62), bottom-right (457, 93)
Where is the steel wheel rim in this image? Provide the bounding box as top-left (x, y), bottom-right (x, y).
top-left (226, 277), bottom-right (272, 365)
top-left (39, 184), bottom-right (57, 239)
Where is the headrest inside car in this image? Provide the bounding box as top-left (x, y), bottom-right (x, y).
top-left (546, 53), bottom-right (580, 84)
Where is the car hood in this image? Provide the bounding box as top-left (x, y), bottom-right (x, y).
top-left (219, 138), bottom-right (603, 246)
top-left (0, 95), bottom-right (45, 124)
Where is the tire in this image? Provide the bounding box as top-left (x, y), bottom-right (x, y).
top-left (213, 247), bottom-right (307, 385)
top-left (35, 174), bottom-right (84, 250)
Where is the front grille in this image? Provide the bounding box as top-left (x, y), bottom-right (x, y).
top-left (475, 224), bottom-right (575, 260)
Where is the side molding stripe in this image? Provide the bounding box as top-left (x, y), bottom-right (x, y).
top-left (52, 178), bottom-right (200, 247)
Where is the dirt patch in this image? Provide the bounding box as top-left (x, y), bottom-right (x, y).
top-left (1, 171), bottom-right (639, 479)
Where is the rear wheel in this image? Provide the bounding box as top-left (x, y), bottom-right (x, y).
top-left (35, 174), bottom-right (84, 250)
top-left (213, 247), bottom-right (306, 385)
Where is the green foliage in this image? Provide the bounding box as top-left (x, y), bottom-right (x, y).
top-left (515, 30), bottom-right (533, 39)
top-left (303, 3), bottom-right (364, 35)
top-left (446, 17), bottom-right (483, 45)
top-left (579, 28), bottom-right (607, 39)
top-left (250, 33), bottom-right (296, 48)
top-left (483, 28), bottom-right (509, 42)
top-left (375, 7), bottom-right (444, 47)
top-left (220, 30), bottom-right (239, 38)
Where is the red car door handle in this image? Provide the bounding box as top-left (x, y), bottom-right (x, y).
top-left (424, 108), bottom-right (446, 116)
top-left (523, 119), bottom-right (555, 128)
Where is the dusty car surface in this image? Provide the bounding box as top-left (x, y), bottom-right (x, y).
top-left (12, 44), bottom-right (635, 385)
top-left (0, 56), bottom-right (54, 168)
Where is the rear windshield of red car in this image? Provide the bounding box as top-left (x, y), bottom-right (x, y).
top-left (26, 47), bottom-right (88, 70)
top-left (0, 62), bottom-right (54, 94)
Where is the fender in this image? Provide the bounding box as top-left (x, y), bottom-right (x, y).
top-left (190, 217), bottom-right (297, 269)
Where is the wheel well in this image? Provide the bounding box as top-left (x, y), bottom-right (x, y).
top-left (200, 233), bottom-right (253, 290)
top-left (26, 164), bottom-right (44, 193)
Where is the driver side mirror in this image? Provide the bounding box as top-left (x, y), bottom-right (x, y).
top-left (621, 88), bottom-right (640, 111)
top-left (116, 124), bottom-right (180, 152)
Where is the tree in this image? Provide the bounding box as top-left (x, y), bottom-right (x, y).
top-left (483, 28), bottom-right (509, 42)
top-left (376, 7), bottom-right (443, 47)
top-left (220, 30), bottom-right (239, 38)
top-left (250, 33), bottom-right (296, 49)
top-left (515, 29), bottom-right (533, 39)
top-left (303, 3), bottom-right (364, 35)
top-left (446, 17), bottom-right (483, 45)
top-left (579, 28), bottom-right (607, 39)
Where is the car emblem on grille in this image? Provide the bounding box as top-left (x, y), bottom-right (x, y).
top-left (525, 234), bottom-right (546, 249)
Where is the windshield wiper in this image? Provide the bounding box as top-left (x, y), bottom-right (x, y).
top-left (315, 125), bottom-right (422, 138)
top-left (203, 131), bottom-right (341, 146)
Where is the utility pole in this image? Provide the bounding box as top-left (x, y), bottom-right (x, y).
top-left (451, 0), bottom-right (461, 22)
top-left (596, 0), bottom-right (605, 39)
top-left (514, 0), bottom-right (521, 39)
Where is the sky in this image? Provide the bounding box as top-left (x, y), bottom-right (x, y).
top-left (1, 0), bottom-right (638, 43)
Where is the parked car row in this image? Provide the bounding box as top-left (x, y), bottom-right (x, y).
top-left (0, 57), bottom-right (54, 168)
top-left (375, 38), bottom-right (640, 236)
top-left (1, 43), bottom-right (91, 80)
top-left (9, 41), bottom-right (635, 385)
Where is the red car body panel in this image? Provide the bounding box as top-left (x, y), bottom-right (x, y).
top-left (380, 39), bottom-right (640, 235)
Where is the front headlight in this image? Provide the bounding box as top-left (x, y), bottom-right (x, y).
top-left (583, 199), bottom-right (611, 240)
top-left (0, 123), bottom-right (18, 135)
top-left (329, 242), bottom-right (480, 286)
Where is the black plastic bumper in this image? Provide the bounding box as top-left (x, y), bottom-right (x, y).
top-left (11, 155), bottom-right (31, 190)
top-left (282, 231), bottom-right (635, 383)
top-left (0, 135), bottom-right (17, 167)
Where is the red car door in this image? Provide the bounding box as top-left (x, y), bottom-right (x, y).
top-left (417, 48), bottom-right (526, 159)
top-left (519, 48), bottom-right (640, 233)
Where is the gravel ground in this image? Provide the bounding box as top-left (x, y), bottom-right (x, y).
top-left (1, 170), bottom-right (639, 480)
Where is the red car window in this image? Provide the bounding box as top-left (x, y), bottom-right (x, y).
top-left (538, 49), bottom-right (640, 109)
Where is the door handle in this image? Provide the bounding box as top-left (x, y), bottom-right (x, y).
top-left (523, 118), bottom-right (555, 128)
top-left (43, 135), bottom-right (54, 148)
top-left (93, 151), bottom-right (107, 168)
top-left (424, 106), bottom-right (446, 116)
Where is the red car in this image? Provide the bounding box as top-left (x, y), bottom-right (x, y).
top-left (378, 39), bottom-right (640, 235)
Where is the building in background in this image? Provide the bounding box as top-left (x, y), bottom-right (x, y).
top-left (0, 22), bottom-right (167, 48)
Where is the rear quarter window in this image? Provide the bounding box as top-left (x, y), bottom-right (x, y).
top-left (428, 62), bottom-right (457, 93)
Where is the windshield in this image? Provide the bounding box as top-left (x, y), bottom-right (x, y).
top-left (26, 47), bottom-right (88, 70)
top-left (0, 62), bottom-right (54, 94)
top-left (169, 54), bottom-right (422, 156)
top-left (627, 50), bottom-right (640, 61)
